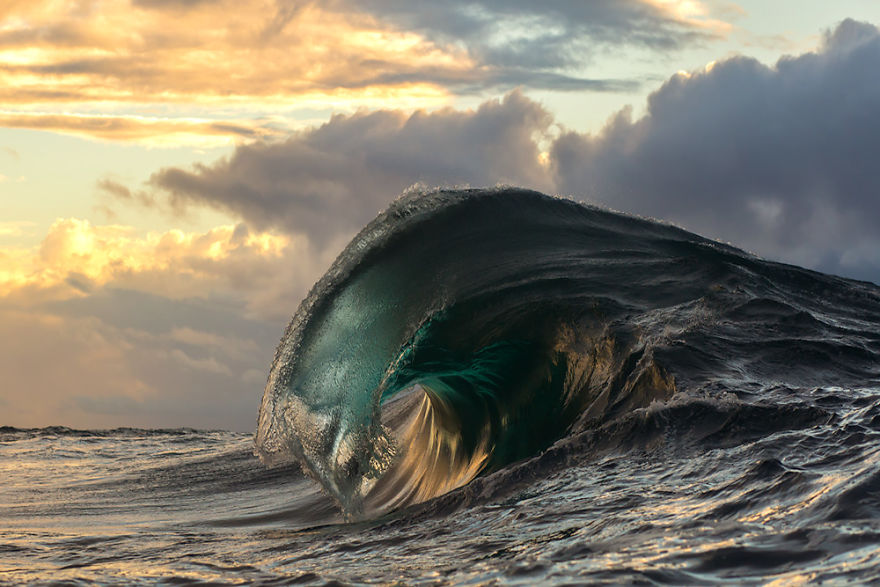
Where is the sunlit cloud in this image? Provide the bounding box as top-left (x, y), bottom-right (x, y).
top-left (0, 221), bottom-right (36, 238)
top-left (0, 111), bottom-right (287, 146)
top-left (0, 0), bottom-right (721, 144)
top-left (0, 211), bottom-right (337, 429)
top-left (646, 0), bottom-right (733, 33)
top-left (0, 0), bottom-right (465, 143)
top-left (0, 217), bottom-right (324, 320)
top-left (0, 2), bottom-right (464, 99)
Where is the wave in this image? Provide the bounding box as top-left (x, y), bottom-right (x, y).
top-left (254, 187), bottom-right (880, 517)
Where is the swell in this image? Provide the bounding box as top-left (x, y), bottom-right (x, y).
top-left (254, 187), bottom-right (880, 517)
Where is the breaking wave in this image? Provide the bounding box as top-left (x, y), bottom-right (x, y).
top-left (254, 187), bottom-right (880, 517)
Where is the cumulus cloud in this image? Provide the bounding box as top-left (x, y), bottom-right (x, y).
top-left (142, 91), bottom-right (555, 245)
top-left (552, 18), bottom-right (880, 282)
top-left (0, 218), bottom-right (338, 429)
top-left (1, 217), bottom-right (327, 319)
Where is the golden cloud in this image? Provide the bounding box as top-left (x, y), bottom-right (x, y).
top-left (646, 0), bottom-right (734, 32)
top-left (0, 0), bottom-right (723, 144)
top-left (0, 111), bottom-right (286, 146)
top-left (0, 213), bottom-right (334, 429)
top-left (0, 221), bottom-right (35, 237)
top-left (0, 217), bottom-right (325, 319)
top-left (0, 0), bottom-right (461, 143)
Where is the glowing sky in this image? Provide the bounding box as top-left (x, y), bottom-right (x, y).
top-left (2, 1), bottom-right (880, 430)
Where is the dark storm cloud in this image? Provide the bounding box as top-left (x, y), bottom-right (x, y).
top-left (145, 91), bottom-right (554, 245)
top-left (553, 18), bottom-right (880, 282)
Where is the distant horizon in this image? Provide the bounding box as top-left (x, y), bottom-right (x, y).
top-left (0, 424), bottom-right (247, 432)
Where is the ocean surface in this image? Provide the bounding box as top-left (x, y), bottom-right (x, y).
top-left (4, 187), bottom-right (880, 584)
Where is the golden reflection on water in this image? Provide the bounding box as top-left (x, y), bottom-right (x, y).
top-left (367, 385), bottom-right (491, 513)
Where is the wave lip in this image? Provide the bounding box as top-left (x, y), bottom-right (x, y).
top-left (254, 187), bottom-right (880, 517)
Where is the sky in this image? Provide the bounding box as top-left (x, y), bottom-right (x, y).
top-left (2, 1), bottom-right (880, 431)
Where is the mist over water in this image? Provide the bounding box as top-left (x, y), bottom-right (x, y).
top-left (5, 189), bottom-right (880, 584)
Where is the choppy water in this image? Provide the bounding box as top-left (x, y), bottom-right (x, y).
top-left (5, 416), bottom-right (880, 585)
top-left (5, 188), bottom-right (880, 584)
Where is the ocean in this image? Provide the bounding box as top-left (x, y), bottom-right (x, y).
top-left (3, 188), bottom-right (880, 584)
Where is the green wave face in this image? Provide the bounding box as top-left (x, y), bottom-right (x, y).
top-left (254, 188), bottom-right (763, 516)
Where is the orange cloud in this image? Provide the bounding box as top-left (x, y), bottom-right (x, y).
top-left (0, 0), bottom-right (461, 144)
top-left (0, 213), bottom-right (339, 429)
top-left (0, 217), bottom-right (331, 319)
top-left (0, 0), bottom-right (720, 144)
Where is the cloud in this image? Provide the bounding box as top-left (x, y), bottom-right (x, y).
top-left (322, 0), bottom-right (724, 65)
top-left (551, 18), bottom-right (880, 282)
top-left (300, 0), bottom-right (724, 93)
top-left (132, 0), bottom-right (221, 9)
top-left (0, 111), bottom-right (286, 146)
top-left (129, 20), bottom-right (880, 285)
top-left (0, 0), bottom-right (464, 145)
top-left (0, 307), bottom-right (152, 428)
top-left (0, 0), bottom-right (723, 143)
top-left (170, 348), bottom-right (233, 375)
top-left (0, 221), bottom-right (35, 238)
top-left (15, 218), bottom-right (328, 319)
top-left (142, 91), bottom-right (555, 245)
top-left (0, 217), bottom-right (339, 430)
top-left (0, 300), bottom-right (274, 429)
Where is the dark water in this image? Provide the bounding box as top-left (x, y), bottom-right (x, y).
top-left (6, 188), bottom-right (880, 584)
